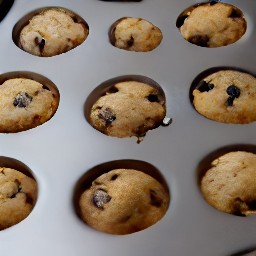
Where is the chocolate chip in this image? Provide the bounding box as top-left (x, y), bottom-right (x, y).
top-left (226, 85), bottom-right (240, 98)
top-left (13, 92), bottom-right (33, 108)
top-left (71, 16), bottom-right (78, 23)
top-left (247, 200), bottom-right (256, 210)
top-left (226, 96), bottom-right (235, 106)
top-left (107, 86), bottom-right (119, 94)
top-left (209, 0), bottom-right (219, 6)
top-left (197, 80), bottom-right (214, 92)
top-left (232, 197), bottom-right (248, 216)
top-left (226, 85), bottom-right (240, 106)
top-left (35, 36), bottom-right (45, 52)
top-left (33, 114), bottom-right (41, 122)
top-left (110, 174), bottom-right (119, 181)
top-left (229, 8), bottom-right (242, 18)
top-left (176, 14), bottom-right (189, 28)
top-left (149, 189), bottom-right (162, 207)
top-left (188, 35), bottom-right (209, 47)
top-left (98, 107), bottom-right (116, 125)
top-left (147, 94), bottom-right (160, 102)
top-left (93, 189), bottom-right (111, 208)
top-left (127, 36), bottom-right (134, 47)
top-left (25, 194), bottom-right (35, 205)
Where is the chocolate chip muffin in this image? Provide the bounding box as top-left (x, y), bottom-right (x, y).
top-left (176, 2), bottom-right (246, 47)
top-left (0, 78), bottom-right (59, 133)
top-left (201, 151), bottom-right (256, 216)
top-left (79, 169), bottom-right (169, 234)
top-left (0, 167), bottom-right (37, 230)
top-left (192, 70), bottom-right (256, 124)
top-left (109, 17), bottom-right (162, 52)
top-left (89, 81), bottom-right (166, 141)
top-left (18, 8), bottom-right (89, 57)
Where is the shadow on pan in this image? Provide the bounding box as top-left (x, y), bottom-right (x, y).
top-left (0, 0), bottom-right (14, 22)
top-left (229, 248), bottom-right (256, 256)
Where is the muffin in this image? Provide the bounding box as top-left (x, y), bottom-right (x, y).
top-left (89, 81), bottom-right (166, 141)
top-left (109, 17), bottom-right (162, 52)
top-left (192, 70), bottom-right (256, 124)
top-left (176, 2), bottom-right (246, 47)
top-left (0, 167), bottom-right (37, 230)
top-left (79, 169), bottom-right (169, 234)
top-left (0, 77), bottom-right (59, 133)
top-left (201, 151), bottom-right (256, 216)
top-left (18, 8), bottom-right (89, 57)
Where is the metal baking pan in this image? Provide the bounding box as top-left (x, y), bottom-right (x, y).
top-left (0, 0), bottom-right (255, 255)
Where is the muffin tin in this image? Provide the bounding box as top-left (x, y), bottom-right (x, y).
top-left (0, 0), bottom-right (255, 255)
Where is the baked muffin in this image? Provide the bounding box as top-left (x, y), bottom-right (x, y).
top-left (201, 151), bottom-right (256, 216)
top-left (89, 81), bottom-right (166, 141)
top-left (0, 78), bottom-right (59, 133)
top-left (79, 169), bottom-right (169, 234)
top-left (0, 167), bottom-right (37, 230)
top-left (109, 17), bottom-right (162, 52)
top-left (176, 2), bottom-right (246, 47)
top-left (192, 70), bottom-right (256, 124)
top-left (18, 8), bottom-right (89, 57)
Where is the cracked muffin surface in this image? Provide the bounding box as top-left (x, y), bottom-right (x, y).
top-left (79, 169), bottom-right (169, 234)
top-left (19, 8), bottom-right (89, 57)
top-left (0, 78), bottom-right (58, 132)
top-left (192, 70), bottom-right (256, 124)
top-left (177, 2), bottom-right (246, 47)
top-left (0, 167), bottom-right (37, 230)
top-left (89, 81), bottom-right (166, 141)
top-left (110, 17), bottom-right (162, 52)
top-left (201, 151), bottom-right (256, 216)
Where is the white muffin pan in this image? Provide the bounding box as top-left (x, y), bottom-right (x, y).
top-left (0, 0), bottom-right (255, 255)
